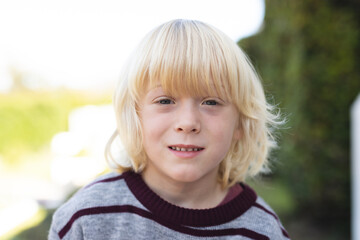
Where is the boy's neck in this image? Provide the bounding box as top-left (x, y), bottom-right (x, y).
top-left (141, 167), bottom-right (228, 209)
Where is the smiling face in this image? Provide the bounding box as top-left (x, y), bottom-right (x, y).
top-left (111, 20), bottom-right (274, 190)
top-left (139, 86), bottom-right (240, 187)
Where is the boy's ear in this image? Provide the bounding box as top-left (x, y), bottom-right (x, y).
top-left (233, 127), bottom-right (241, 140)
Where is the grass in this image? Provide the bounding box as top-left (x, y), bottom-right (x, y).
top-left (0, 89), bottom-right (111, 239)
top-left (247, 177), bottom-right (295, 217)
top-left (0, 207), bottom-right (46, 240)
top-left (7, 208), bottom-right (54, 240)
top-left (0, 89), bottom-right (111, 166)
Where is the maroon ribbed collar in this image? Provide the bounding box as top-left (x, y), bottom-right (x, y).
top-left (123, 171), bottom-right (257, 227)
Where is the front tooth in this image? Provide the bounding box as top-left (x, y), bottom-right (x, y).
top-left (181, 148), bottom-right (186, 151)
top-left (176, 147), bottom-right (181, 151)
top-left (194, 148), bottom-right (198, 151)
top-left (187, 148), bottom-right (193, 152)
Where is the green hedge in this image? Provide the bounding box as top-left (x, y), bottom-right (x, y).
top-left (0, 90), bottom-right (111, 165)
top-left (240, 0), bottom-right (359, 236)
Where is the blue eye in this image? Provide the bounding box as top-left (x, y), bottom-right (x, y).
top-left (203, 100), bottom-right (218, 105)
top-left (159, 99), bottom-right (173, 104)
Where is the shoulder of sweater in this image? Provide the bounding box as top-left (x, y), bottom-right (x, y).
top-left (50, 171), bottom-right (129, 232)
top-left (247, 196), bottom-right (290, 239)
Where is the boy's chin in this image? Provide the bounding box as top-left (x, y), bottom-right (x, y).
top-left (168, 168), bottom-right (216, 185)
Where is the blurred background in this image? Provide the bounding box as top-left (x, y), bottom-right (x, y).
top-left (0, 0), bottom-right (359, 239)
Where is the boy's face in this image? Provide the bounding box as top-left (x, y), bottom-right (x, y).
top-left (139, 86), bottom-right (240, 187)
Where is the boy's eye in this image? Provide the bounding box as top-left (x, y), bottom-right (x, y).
top-left (158, 99), bottom-right (174, 104)
top-left (203, 100), bottom-right (218, 106)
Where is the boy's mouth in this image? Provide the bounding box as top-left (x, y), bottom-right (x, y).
top-left (168, 146), bottom-right (204, 152)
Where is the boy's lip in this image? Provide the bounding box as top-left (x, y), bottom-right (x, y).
top-left (168, 144), bottom-right (204, 158)
top-left (169, 144), bottom-right (204, 149)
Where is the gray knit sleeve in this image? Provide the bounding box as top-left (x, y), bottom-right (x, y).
top-left (48, 211), bottom-right (84, 240)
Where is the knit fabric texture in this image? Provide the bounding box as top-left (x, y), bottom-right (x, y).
top-left (49, 171), bottom-right (290, 240)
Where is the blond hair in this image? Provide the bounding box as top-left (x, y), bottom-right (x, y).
top-left (106, 19), bottom-right (282, 188)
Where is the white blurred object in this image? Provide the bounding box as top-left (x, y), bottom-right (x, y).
top-left (352, 94), bottom-right (360, 240)
top-left (50, 105), bottom-right (117, 187)
top-left (51, 156), bottom-right (104, 186)
top-left (0, 60), bottom-right (13, 92)
top-left (68, 105), bottom-right (116, 157)
top-left (0, 199), bottom-right (39, 236)
top-left (51, 132), bottom-right (85, 156)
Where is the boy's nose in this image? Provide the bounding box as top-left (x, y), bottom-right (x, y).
top-left (174, 104), bottom-right (201, 134)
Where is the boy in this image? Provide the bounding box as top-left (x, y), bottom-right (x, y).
top-left (49, 19), bottom-right (289, 240)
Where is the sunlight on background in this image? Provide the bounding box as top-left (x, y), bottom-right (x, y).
top-left (0, 200), bottom-right (39, 236)
top-left (0, 0), bottom-right (264, 238)
top-left (0, 0), bottom-right (264, 92)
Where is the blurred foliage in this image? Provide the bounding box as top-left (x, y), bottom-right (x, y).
top-left (240, 0), bottom-right (360, 237)
top-left (0, 90), bottom-right (111, 166)
top-left (8, 209), bottom-right (54, 240)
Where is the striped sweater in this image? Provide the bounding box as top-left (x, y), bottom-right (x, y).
top-left (49, 171), bottom-right (290, 240)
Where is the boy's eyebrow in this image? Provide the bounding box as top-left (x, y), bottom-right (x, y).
top-left (146, 82), bottom-right (229, 98)
top-left (141, 84), bottom-right (161, 94)
top-left (146, 85), bottom-right (162, 93)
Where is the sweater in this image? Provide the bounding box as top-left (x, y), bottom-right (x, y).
top-left (49, 171), bottom-right (290, 240)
